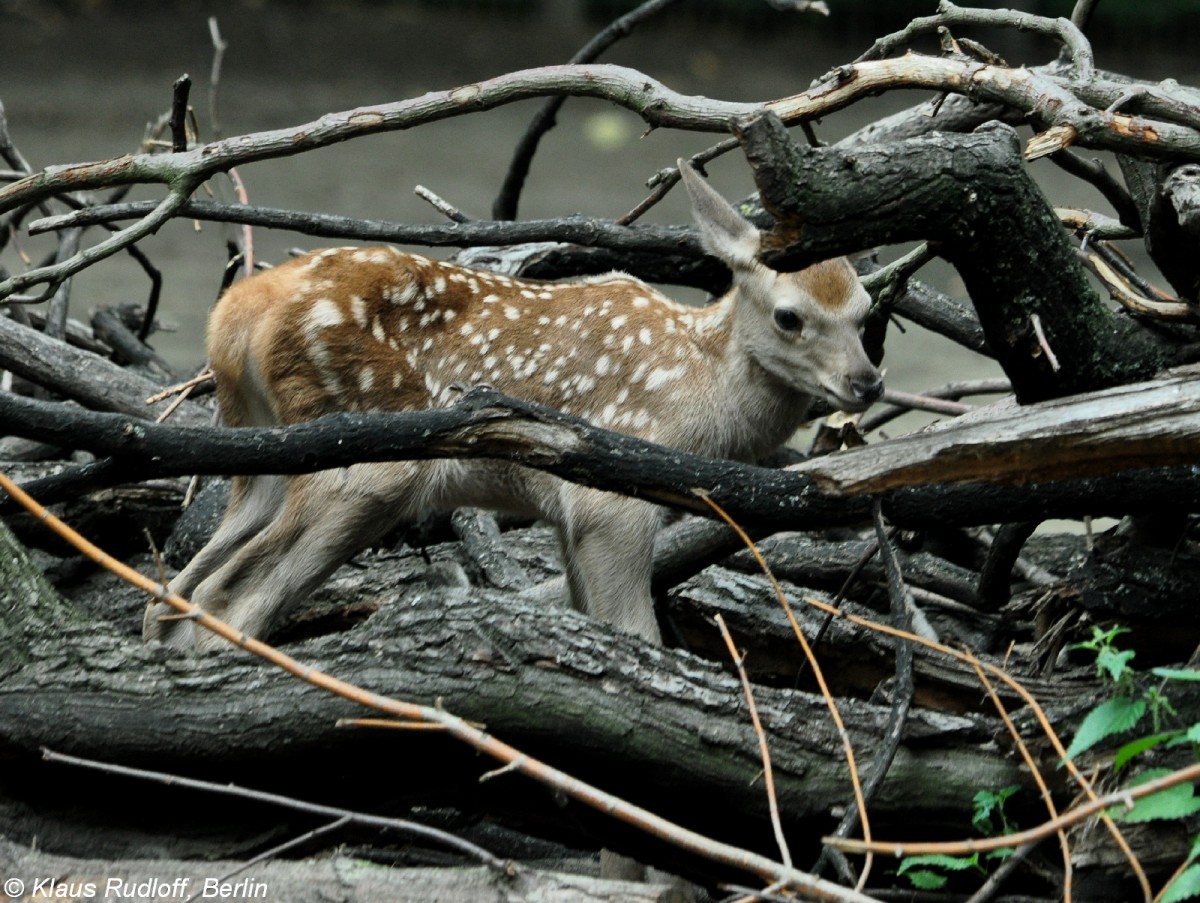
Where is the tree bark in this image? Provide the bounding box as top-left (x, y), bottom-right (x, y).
top-left (4, 369), bottom-right (1198, 528)
top-left (736, 113), bottom-right (1189, 401)
top-left (0, 515), bottom-right (1021, 864)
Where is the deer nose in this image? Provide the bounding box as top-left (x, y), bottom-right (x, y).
top-left (851, 371), bottom-right (884, 404)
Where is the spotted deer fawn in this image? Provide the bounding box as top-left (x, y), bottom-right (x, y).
top-left (144, 162), bottom-right (882, 649)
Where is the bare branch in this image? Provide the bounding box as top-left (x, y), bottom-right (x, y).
top-left (492, 0), bottom-right (687, 220)
top-left (7, 57), bottom-right (1200, 301)
top-left (41, 748), bottom-right (507, 870)
top-left (855, 0), bottom-right (1094, 81)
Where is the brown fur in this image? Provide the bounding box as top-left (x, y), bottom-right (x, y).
top-left (145, 165), bottom-right (882, 650)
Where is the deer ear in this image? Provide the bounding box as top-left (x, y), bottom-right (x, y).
top-left (678, 160), bottom-right (760, 270)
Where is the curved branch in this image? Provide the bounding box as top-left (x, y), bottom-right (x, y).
top-left (30, 200), bottom-right (703, 261)
top-left (492, 0), bottom-right (686, 220)
top-left (738, 115), bottom-right (1186, 400)
top-left (855, 0), bottom-right (1094, 81)
top-left (5, 58), bottom-right (1200, 301)
top-left (2, 374), bottom-right (1199, 527)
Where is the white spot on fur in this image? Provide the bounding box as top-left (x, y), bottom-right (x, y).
top-left (349, 296), bottom-right (368, 328)
top-left (595, 355), bottom-right (612, 376)
top-left (388, 281), bottom-right (421, 306)
top-left (639, 327), bottom-right (652, 345)
top-left (645, 365), bottom-right (685, 390)
top-left (305, 299), bottom-right (344, 337)
top-left (504, 306), bottom-right (521, 320)
top-left (359, 368), bottom-right (375, 394)
top-left (610, 314), bottom-right (628, 330)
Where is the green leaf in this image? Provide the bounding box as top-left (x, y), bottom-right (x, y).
top-left (1064, 696), bottom-right (1147, 762)
top-left (1160, 864), bottom-right (1200, 903)
top-left (1110, 770), bottom-right (1200, 824)
top-left (898, 853), bottom-right (980, 873)
top-left (972, 785), bottom-right (1020, 833)
top-left (1113, 731), bottom-right (1180, 771)
top-left (902, 870), bottom-right (948, 890)
top-left (1096, 645), bottom-right (1137, 684)
top-left (1154, 668), bottom-right (1200, 682)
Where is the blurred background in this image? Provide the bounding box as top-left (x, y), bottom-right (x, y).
top-left (4, 0), bottom-right (1199, 397)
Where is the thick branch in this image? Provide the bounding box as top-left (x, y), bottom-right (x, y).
top-left (32, 200), bottom-right (706, 266)
top-left (739, 115), bottom-right (1186, 400)
top-left (0, 315), bottom-right (208, 425)
top-left (2, 373), bottom-right (1198, 528)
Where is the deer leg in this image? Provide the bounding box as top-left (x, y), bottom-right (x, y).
top-left (183, 463), bottom-right (425, 650)
top-left (559, 491), bottom-right (662, 644)
top-left (143, 473), bottom-right (287, 647)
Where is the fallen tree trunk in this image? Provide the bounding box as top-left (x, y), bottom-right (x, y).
top-left (0, 516), bottom-right (1017, 866)
top-left (2, 368), bottom-right (1199, 526)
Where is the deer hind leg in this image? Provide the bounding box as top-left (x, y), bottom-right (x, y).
top-left (143, 473), bottom-right (287, 648)
top-left (558, 489), bottom-right (663, 644)
top-left (168, 462), bottom-right (426, 650)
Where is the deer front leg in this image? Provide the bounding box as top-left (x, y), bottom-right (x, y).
top-left (164, 463), bottom-right (423, 650)
top-left (558, 490), bottom-right (663, 644)
top-left (143, 473), bottom-right (289, 648)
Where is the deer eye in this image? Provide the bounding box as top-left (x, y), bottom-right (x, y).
top-left (773, 308), bottom-right (803, 333)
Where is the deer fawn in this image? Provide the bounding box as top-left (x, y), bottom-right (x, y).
top-left (144, 162), bottom-right (882, 649)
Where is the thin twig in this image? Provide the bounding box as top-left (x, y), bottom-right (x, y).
top-left (29, 198), bottom-right (704, 261)
top-left (715, 613), bottom-right (792, 869)
top-left (1029, 313), bottom-right (1062, 372)
top-left (146, 368), bottom-right (214, 406)
top-left (41, 748), bottom-right (506, 870)
top-left (814, 508), bottom-right (918, 886)
top-left (830, 760), bottom-right (1199, 866)
top-left (492, 0), bottom-right (686, 220)
top-left (963, 840), bottom-right (1040, 903)
top-left (856, 2), bottom-right (1094, 81)
top-left (339, 717), bottom-right (451, 732)
top-left (169, 75), bottom-right (192, 153)
top-left (695, 489), bottom-right (875, 892)
top-left (207, 17), bottom-right (228, 139)
top-left (415, 185), bottom-right (472, 223)
top-left (181, 816), bottom-right (353, 903)
top-left (618, 139), bottom-right (739, 225)
top-left (878, 388), bottom-right (972, 418)
top-left (963, 648), bottom-right (1072, 902)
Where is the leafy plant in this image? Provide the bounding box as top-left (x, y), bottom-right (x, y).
top-left (1065, 637), bottom-right (1200, 901)
top-left (1159, 835), bottom-right (1200, 903)
top-left (897, 852), bottom-right (982, 890)
top-left (897, 786), bottom-right (1020, 889)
